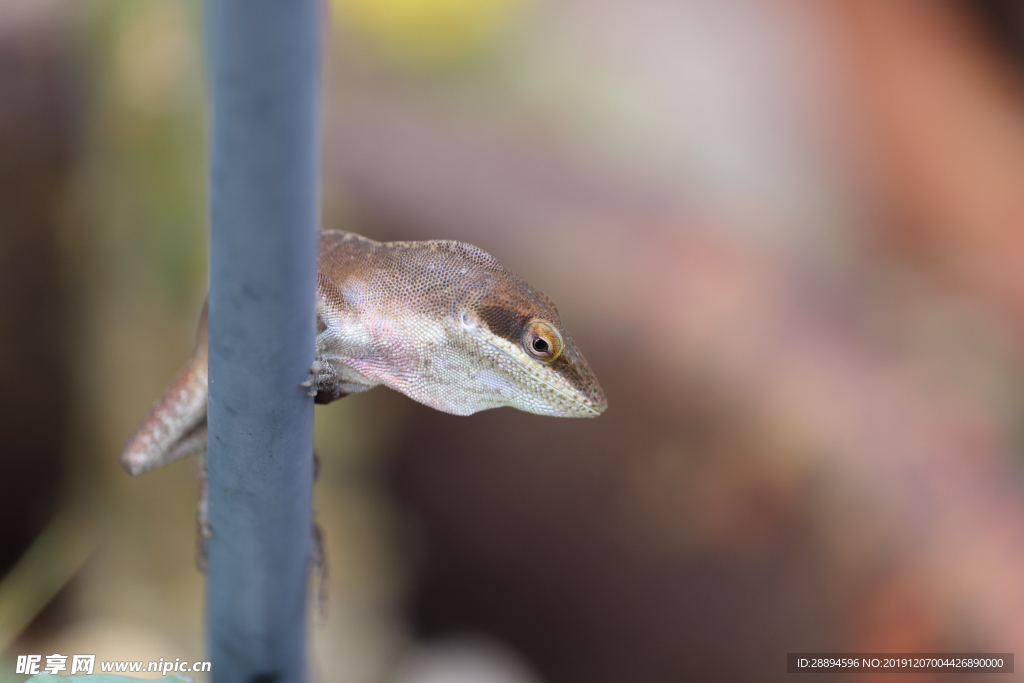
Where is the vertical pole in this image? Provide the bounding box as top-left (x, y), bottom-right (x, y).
top-left (205, 1), bottom-right (321, 681)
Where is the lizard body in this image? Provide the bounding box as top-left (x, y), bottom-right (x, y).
top-left (121, 230), bottom-right (606, 475)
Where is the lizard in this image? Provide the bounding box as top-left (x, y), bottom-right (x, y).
top-left (120, 229), bottom-right (607, 477)
top-left (119, 230), bottom-right (607, 601)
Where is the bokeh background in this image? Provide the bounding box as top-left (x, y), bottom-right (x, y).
top-left (2, 0), bottom-right (1024, 681)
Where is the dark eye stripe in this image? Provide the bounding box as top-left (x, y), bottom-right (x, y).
top-left (476, 305), bottom-right (529, 343)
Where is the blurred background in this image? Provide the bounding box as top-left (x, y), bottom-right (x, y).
top-left (2, 0), bottom-right (1024, 681)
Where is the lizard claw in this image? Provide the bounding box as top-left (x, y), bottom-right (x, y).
top-left (302, 361), bottom-right (324, 396)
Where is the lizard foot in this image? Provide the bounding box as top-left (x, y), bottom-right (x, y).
top-left (304, 358), bottom-right (351, 405)
top-left (300, 361), bottom-right (325, 397)
top-left (312, 520), bottom-right (328, 624)
top-left (193, 448), bottom-right (212, 572)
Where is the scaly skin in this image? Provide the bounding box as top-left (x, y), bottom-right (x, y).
top-left (121, 230), bottom-right (606, 476)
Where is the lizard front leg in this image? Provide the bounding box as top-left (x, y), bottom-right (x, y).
top-left (303, 334), bottom-right (374, 404)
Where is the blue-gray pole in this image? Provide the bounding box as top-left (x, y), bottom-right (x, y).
top-left (204, 1), bottom-right (321, 681)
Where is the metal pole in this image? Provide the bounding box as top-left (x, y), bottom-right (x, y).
top-left (205, 1), bottom-right (321, 681)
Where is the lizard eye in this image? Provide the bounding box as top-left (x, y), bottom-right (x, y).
top-left (523, 319), bottom-right (563, 362)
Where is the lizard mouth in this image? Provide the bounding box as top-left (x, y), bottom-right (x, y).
top-left (482, 336), bottom-right (604, 417)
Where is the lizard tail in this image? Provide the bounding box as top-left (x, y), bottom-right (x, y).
top-left (120, 302), bottom-right (209, 475)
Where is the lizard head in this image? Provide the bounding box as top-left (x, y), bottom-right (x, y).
top-left (394, 240), bottom-right (607, 418)
top-left (318, 233), bottom-right (607, 418)
top-left (447, 282), bottom-right (608, 418)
